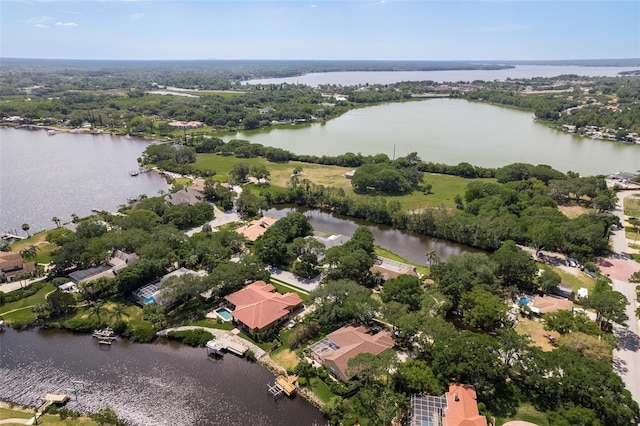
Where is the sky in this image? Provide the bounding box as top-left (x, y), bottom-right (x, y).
top-left (1, 0), bottom-right (638, 61)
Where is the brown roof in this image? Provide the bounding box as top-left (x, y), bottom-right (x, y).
top-left (319, 325), bottom-right (394, 380)
top-left (165, 188), bottom-right (204, 206)
top-left (236, 216), bottom-right (277, 242)
top-left (0, 252), bottom-right (23, 271)
top-left (225, 281), bottom-right (303, 332)
top-left (444, 384), bottom-right (487, 426)
top-left (530, 294), bottom-right (573, 314)
top-left (370, 264), bottom-right (419, 281)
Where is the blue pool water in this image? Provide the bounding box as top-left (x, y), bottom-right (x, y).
top-left (143, 296), bottom-right (154, 304)
top-left (216, 308), bottom-right (233, 321)
top-left (519, 296), bottom-right (530, 305)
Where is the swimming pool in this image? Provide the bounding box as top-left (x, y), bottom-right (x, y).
top-left (143, 296), bottom-right (155, 304)
top-left (215, 308), bottom-right (233, 321)
top-left (518, 296), bottom-right (531, 306)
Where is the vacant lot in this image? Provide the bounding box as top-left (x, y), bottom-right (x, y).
top-left (515, 317), bottom-right (559, 352)
top-left (624, 193), bottom-right (640, 217)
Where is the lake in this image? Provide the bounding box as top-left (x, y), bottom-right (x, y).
top-left (226, 98), bottom-right (639, 176)
top-left (0, 328), bottom-right (324, 426)
top-left (243, 65), bottom-right (640, 86)
top-left (0, 128), bottom-right (168, 235)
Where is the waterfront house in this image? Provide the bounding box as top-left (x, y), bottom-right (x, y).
top-left (409, 383), bottom-right (487, 426)
top-left (236, 216), bottom-right (277, 242)
top-left (68, 250), bottom-right (139, 284)
top-left (224, 281), bottom-right (303, 335)
top-left (133, 267), bottom-right (205, 306)
top-left (0, 252), bottom-right (35, 282)
top-left (164, 188), bottom-right (204, 207)
top-left (310, 325), bottom-right (394, 381)
top-left (369, 256), bottom-right (420, 282)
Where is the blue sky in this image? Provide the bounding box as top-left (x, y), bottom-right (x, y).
top-left (1, 0), bottom-right (638, 60)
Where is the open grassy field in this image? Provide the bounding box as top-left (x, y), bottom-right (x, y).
top-left (538, 263), bottom-right (596, 293)
top-left (194, 153), bottom-right (488, 210)
top-left (558, 204), bottom-right (591, 219)
top-left (374, 245), bottom-right (430, 276)
top-left (624, 193), bottom-right (640, 217)
top-left (0, 406), bottom-right (99, 425)
top-left (309, 377), bottom-right (337, 405)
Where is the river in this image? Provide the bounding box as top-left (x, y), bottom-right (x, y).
top-left (0, 127), bottom-right (168, 235)
top-left (265, 207), bottom-right (478, 264)
top-left (226, 98), bottom-right (639, 176)
top-left (243, 65), bottom-right (640, 86)
top-left (0, 328), bottom-right (324, 425)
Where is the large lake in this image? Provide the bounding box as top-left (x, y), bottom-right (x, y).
top-left (244, 65), bottom-right (640, 86)
top-left (226, 98), bottom-right (639, 176)
top-left (0, 328), bottom-right (323, 426)
top-left (0, 128), bottom-right (168, 235)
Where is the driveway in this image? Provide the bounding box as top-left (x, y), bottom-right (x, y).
top-left (268, 267), bottom-right (321, 293)
top-left (184, 206), bottom-right (240, 237)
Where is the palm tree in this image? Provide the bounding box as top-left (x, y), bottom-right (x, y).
top-left (21, 223), bottom-right (30, 238)
top-left (88, 301), bottom-right (106, 325)
top-left (20, 245), bottom-right (38, 265)
top-left (425, 250), bottom-right (440, 267)
top-left (52, 217), bottom-right (61, 228)
top-left (110, 303), bottom-right (128, 323)
top-left (71, 213), bottom-right (79, 223)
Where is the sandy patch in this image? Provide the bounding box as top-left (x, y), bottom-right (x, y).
top-left (515, 317), bottom-right (559, 352)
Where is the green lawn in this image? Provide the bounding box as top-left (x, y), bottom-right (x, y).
top-left (188, 318), bottom-right (235, 331)
top-left (495, 403), bottom-right (549, 426)
top-left (269, 278), bottom-right (311, 302)
top-left (9, 231), bottom-right (58, 264)
top-left (0, 283), bottom-right (56, 316)
top-left (309, 377), bottom-right (337, 405)
top-left (0, 407), bottom-right (99, 425)
top-left (538, 263), bottom-right (596, 293)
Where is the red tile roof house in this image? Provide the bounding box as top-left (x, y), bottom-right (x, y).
top-left (224, 281), bottom-right (303, 335)
top-left (0, 252), bottom-right (35, 282)
top-left (408, 383), bottom-right (487, 426)
top-left (310, 325), bottom-right (395, 381)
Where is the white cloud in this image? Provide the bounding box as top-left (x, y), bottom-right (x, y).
top-left (130, 13), bottom-right (144, 19)
top-left (34, 23), bottom-right (48, 28)
top-left (26, 16), bottom-right (51, 24)
top-left (55, 21), bottom-right (78, 27)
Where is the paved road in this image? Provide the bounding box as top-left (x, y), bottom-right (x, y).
top-left (610, 189), bottom-right (640, 405)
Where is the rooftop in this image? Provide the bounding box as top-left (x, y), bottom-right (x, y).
top-left (236, 216), bottom-right (277, 242)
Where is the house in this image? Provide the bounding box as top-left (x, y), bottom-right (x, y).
top-left (236, 216), bottom-right (277, 242)
top-left (370, 256), bottom-right (420, 282)
top-left (224, 281), bottom-right (303, 335)
top-left (310, 325), bottom-right (394, 381)
top-left (164, 188), bottom-right (204, 206)
top-left (0, 252), bottom-right (35, 282)
top-left (409, 384), bottom-right (487, 426)
top-left (167, 121), bottom-right (203, 130)
top-left (68, 250), bottom-right (139, 284)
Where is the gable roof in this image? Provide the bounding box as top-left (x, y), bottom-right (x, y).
top-left (165, 188), bottom-right (204, 206)
top-left (443, 384), bottom-right (487, 426)
top-left (317, 325), bottom-right (394, 380)
top-left (225, 281), bottom-right (303, 331)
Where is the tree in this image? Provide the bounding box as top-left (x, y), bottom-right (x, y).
top-left (52, 216), bottom-right (61, 228)
top-left (236, 192), bottom-right (266, 219)
top-left (381, 275), bottom-right (423, 311)
top-left (425, 250), bottom-right (440, 267)
top-left (90, 406), bottom-right (124, 426)
top-left (393, 358), bottom-right (442, 395)
top-left (310, 279), bottom-right (379, 327)
top-left (46, 289), bottom-right (76, 317)
top-left (20, 245), bottom-right (38, 265)
top-left (110, 304), bottom-right (128, 323)
top-left (21, 223), bottom-right (30, 237)
top-left (583, 289), bottom-right (629, 331)
top-left (491, 240), bottom-right (537, 292)
top-left (143, 303), bottom-right (167, 331)
top-left (230, 162), bottom-right (250, 183)
top-left (459, 287), bottom-right (510, 332)
top-left (201, 223), bottom-right (212, 236)
top-left (537, 269), bottom-right (561, 294)
top-left (88, 301), bottom-right (107, 325)
top-left (251, 164), bottom-right (270, 183)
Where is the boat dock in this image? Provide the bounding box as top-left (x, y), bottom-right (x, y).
top-left (40, 393), bottom-right (70, 410)
top-left (268, 375), bottom-right (299, 398)
top-left (205, 336), bottom-right (247, 357)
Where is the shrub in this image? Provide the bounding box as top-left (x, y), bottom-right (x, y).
top-left (166, 329), bottom-right (213, 347)
top-left (62, 317), bottom-right (101, 333)
top-left (246, 350), bottom-right (257, 362)
top-left (126, 325), bottom-right (157, 343)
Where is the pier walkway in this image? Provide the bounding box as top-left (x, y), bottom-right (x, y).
top-left (158, 326), bottom-right (266, 358)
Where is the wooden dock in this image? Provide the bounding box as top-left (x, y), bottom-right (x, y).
top-left (267, 375), bottom-right (298, 398)
top-left (40, 393), bottom-right (70, 410)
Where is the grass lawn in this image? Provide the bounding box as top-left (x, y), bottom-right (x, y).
top-left (625, 227), bottom-right (639, 243)
top-left (0, 406), bottom-right (99, 425)
top-left (558, 204), bottom-right (591, 219)
top-left (515, 318), bottom-right (559, 352)
top-left (269, 278), bottom-right (311, 302)
top-left (9, 231), bottom-right (58, 264)
top-left (495, 403), bottom-right (549, 426)
top-left (624, 194), bottom-right (640, 217)
top-left (538, 263), bottom-right (596, 293)
top-left (270, 328), bottom-right (299, 371)
top-left (0, 283), bottom-right (56, 316)
top-left (309, 377), bottom-right (337, 405)
top-left (188, 318), bottom-right (235, 331)
top-left (374, 245), bottom-right (430, 276)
